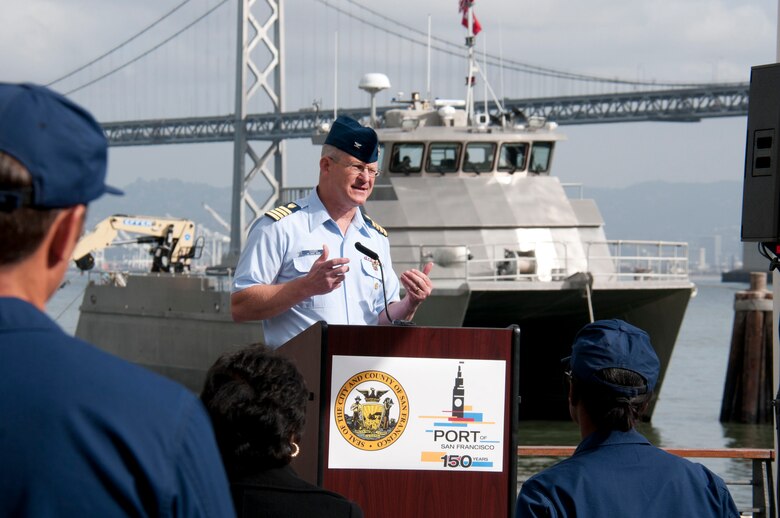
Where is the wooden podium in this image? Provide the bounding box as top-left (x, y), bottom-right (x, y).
top-left (278, 322), bottom-right (520, 518)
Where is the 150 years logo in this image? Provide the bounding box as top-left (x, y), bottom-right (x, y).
top-left (334, 370), bottom-right (409, 451)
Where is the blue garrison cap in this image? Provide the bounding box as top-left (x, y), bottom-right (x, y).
top-left (566, 319), bottom-right (660, 396)
top-left (324, 115), bottom-right (379, 164)
top-left (0, 83), bottom-right (122, 210)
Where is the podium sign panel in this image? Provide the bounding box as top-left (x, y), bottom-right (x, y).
top-left (329, 355), bottom-right (506, 472)
top-left (279, 323), bottom-right (519, 518)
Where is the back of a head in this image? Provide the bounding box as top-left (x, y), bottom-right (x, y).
top-left (201, 344), bottom-right (309, 475)
top-left (566, 319), bottom-right (660, 431)
top-left (0, 83), bottom-right (120, 265)
top-left (0, 153), bottom-right (57, 264)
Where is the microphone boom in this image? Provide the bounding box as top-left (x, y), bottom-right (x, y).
top-left (354, 241), bottom-right (414, 326)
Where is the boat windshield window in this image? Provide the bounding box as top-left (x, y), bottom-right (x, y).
top-left (389, 143), bottom-right (424, 174)
top-left (529, 142), bottom-right (553, 174)
top-left (463, 143), bottom-right (495, 173)
top-left (498, 143), bottom-right (527, 173)
top-left (427, 142), bottom-right (461, 174)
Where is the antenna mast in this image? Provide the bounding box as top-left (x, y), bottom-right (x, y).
top-left (426, 15), bottom-right (432, 101)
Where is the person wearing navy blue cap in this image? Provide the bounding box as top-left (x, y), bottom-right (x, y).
top-left (231, 115), bottom-right (433, 347)
top-left (516, 319), bottom-right (738, 518)
top-left (0, 83), bottom-right (235, 517)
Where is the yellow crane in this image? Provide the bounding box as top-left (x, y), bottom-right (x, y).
top-left (72, 215), bottom-right (203, 273)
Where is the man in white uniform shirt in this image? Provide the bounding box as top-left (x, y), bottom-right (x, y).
top-left (231, 116), bottom-right (433, 347)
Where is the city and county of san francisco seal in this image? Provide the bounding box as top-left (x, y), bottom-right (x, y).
top-left (334, 370), bottom-right (409, 451)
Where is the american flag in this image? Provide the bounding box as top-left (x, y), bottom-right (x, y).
top-left (458, 0), bottom-right (482, 35)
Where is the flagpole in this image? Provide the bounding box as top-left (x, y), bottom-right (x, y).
top-left (483, 34), bottom-right (488, 118)
top-left (465, 1), bottom-right (475, 126)
top-left (499, 23), bottom-right (505, 104)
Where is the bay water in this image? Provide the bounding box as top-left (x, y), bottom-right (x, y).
top-left (48, 273), bottom-right (773, 509)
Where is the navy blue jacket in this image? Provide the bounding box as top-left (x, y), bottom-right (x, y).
top-left (0, 297), bottom-right (235, 517)
top-left (516, 429), bottom-right (738, 517)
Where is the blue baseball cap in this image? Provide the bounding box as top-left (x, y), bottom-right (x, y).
top-left (0, 83), bottom-right (122, 210)
top-left (324, 115), bottom-right (379, 164)
top-left (565, 319), bottom-right (660, 396)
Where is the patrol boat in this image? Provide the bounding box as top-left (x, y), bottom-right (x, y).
top-left (74, 42), bottom-right (693, 424)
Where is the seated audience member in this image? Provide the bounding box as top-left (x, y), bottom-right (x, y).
top-left (201, 345), bottom-right (364, 518)
top-left (516, 319), bottom-right (738, 518)
top-left (0, 83), bottom-right (234, 516)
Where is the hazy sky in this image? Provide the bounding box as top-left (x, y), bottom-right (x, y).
top-left (0, 0), bottom-right (776, 192)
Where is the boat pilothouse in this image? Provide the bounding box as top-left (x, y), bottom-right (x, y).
top-left (375, 92), bottom-right (561, 184)
top-left (363, 87), bottom-right (626, 288)
top-left (367, 90), bottom-right (574, 284)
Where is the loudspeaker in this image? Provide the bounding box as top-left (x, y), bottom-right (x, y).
top-left (742, 63), bottom-right (780, 243)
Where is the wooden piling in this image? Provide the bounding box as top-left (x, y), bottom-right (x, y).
top-left (720, 272), bottom-right (774, 424)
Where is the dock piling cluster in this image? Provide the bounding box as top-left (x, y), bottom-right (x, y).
top-left (720, 272), bottom-right (774, 424)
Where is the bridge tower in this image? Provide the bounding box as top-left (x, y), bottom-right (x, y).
top-left (227, 0), bottom-right (286, 265)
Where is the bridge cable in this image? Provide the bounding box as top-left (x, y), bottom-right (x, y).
top-left (61, 0), bottom-right (229, 96)
top-left (46, 0), bottom-right (194, 88)
top-left (326, 0), bottom-right (728, 89)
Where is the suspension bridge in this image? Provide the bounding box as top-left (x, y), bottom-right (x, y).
top-left (43, 0), bottom-right (748, 147)
top-left (32, 0), bottom-right (752, 256)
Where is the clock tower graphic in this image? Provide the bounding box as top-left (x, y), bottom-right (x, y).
top-left (451, 363), bottom-right (465, 418)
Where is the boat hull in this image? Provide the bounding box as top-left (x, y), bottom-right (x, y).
top-left (412, 281), bottom-right (693, 420)
top-left (76, 274), bottom-right (692, 421)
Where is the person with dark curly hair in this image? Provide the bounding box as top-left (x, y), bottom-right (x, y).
top-left (515, 319), bottom-right (738, 518)
top-left (201, 344), bottom-right (363, 518)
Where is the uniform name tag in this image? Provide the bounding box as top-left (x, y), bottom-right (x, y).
top-left (299, 249), bottom-right (323, 257)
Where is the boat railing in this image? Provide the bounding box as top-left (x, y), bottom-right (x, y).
top-left (517, 446), bottom-right (775, 517)
top-left (586, 240), bottom-right (690, 282)
top-left (86, 238), bottom-right (689, 287)
top-left (390, 239), bottom-right (689, 285)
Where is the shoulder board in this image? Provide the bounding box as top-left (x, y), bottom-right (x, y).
top-left (264, 202), bottom-right (301, 222)
top-left (362, 212), bottom-right (388, 237)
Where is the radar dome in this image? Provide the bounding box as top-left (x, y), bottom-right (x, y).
top-left (358, 73), bottom-right (391, 94)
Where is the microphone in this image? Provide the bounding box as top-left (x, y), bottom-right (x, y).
top-left (355, 241), bottom-right (379, 261)
top-left (355, 242), bottom-right (415, 326)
